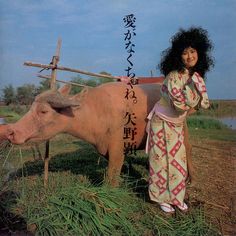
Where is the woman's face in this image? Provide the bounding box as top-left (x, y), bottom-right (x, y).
top-left (181, 47), bottom-right (198, 69)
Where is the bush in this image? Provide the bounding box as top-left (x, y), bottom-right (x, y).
top-left (9, 104), bottom-right (30, 116)
top-left (0, 106), bottom-right (22, 123)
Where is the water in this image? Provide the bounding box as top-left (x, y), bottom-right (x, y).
top-left (0, 117), bottom-right (5, 124)
top-left (219, 117), bottom-right (236, 130)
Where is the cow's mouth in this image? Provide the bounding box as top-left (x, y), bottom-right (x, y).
top-left (7, 132), bottom-right (48, 145)
top-left (25, 134), bottom-right (53, 143)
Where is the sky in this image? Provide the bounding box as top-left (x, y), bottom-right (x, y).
top-left (0, 0), bottom-right (235, 99)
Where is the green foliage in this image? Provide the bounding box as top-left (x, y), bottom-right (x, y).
top-left (0, 106), bottom-right (22, 122)
top-left (38, 79), bottom-right (51, 92)
top-left (16, 84), bottom-right (38, 105)
top-left (187, 117), bottom-right (236, 140)
top-left (14, 173), bottom-right (139, 236)
top-left (1, 84), bottom-right (39, 106)
top-left (97, 71), bottom-right (114, 84)
top-left (195, 100), bottom-right (236, 117)
top-left (37, 79), bottom-right (60, 93)
top-left (1, 71), bottom-right (113, 105)
top-left (70, 76), bottom-right (97, 94)
top-left (151, 207), bottom-right (219, 236)
top-left (4, 171), bottom-right (219, 236)
top-left (2, 85), bottom-right (16, 105)
top-left (187, 116), bottom-right (228, 130)
top-left (8, 104), bottom-right (30, 116)
top-left (189, 127), bottom-right (236, 141)
top-left (70, 72), bottom-right (114, 95)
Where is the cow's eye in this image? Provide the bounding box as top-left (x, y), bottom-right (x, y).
top-left (41, 110), bottom-right (48, 114)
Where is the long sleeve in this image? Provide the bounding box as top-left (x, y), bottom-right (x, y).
top-left (191, 72), bottom-right (210, 109)
top-left (162, 71), bottom-right (200, 111)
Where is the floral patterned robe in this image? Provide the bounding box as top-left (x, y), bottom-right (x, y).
top-left (147, 69), bottom-right (209, 206)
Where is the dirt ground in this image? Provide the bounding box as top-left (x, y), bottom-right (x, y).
top-left (187, 138), bottom-right (236, 236)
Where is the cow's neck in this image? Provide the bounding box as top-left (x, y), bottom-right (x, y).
top-left (66, 89), bottom-right (111, 156)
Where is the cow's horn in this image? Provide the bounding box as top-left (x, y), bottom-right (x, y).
top-left (36, 91), bottom-right (80, 108)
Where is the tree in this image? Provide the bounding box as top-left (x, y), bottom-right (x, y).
top-left (70, 71), bottom-right (114, 95)
top-left (37, 79), bottom-right (59, 93)
top-left (70, 76), bottom-right (97, 95)
top-left (96, 71), bottom-right (114, 85)
top-left (37, 79), bottom-right (51, 93)
top-left (16, 84), bottom-right (38, 105)
top-left (2, 85), bottom-right (16, 105)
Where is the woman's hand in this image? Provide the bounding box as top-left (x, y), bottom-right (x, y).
top-left (187, 108), bottom-right (196, 115)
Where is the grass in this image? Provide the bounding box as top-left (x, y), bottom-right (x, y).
top-left (0, 136), bottom-right (222, 235)
top-left (189, 127), bottom-right (236, 141)
top-left (151, 206), bottom-right (217, 236)
top-left (187, 116), bottom-right (228, 130)
top-left (195, 100), bottom-right (236, 117)
top-left (1, 102), bottom-right (235, 235)
top-left (14, 173), bottom-right (140, 236)
top-left (4, 171), bottom-right (220, 236)
top-left (0, 106), bottom-right (21, 123)
top-left (186, 116), bottom-right (236, 141)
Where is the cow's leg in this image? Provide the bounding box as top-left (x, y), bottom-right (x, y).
top-left (184, 121), bottom-right (196, 185)
top-left (107, 139), bottom-right (124, 187)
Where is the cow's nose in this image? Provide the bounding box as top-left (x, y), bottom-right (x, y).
top-left (6, 130), bottom-right (15, 141)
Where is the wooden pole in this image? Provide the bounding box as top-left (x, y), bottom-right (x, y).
top-left (44, 140), bottom-right (50, 187)
top-left (37, 74), bottom-right (90, 87)
top-left (50, 38), bottom-right (61, 90)
top-left (24, 61), bottom-right (118, 80)
top-left (44, 38), bottom-right (61, 188)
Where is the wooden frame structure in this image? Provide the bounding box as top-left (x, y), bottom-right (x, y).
top-left (24, 39), bottom-right (164, 187)
top-left (24, 39), bottom-right (123, 187)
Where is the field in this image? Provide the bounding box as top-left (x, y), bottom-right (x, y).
top-left (0, 101), bottom-right (236, 235)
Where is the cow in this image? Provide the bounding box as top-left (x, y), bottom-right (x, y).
top-left (3, 82), bottom-right (194, 186)
top-left (0, 124), bottom-right (12, 143)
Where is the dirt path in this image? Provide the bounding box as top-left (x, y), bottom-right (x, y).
top-left (188, 139), bottom-right (236, 235)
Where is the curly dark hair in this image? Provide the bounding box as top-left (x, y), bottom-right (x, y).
top-left (158, 27), bottom-right (214, 78)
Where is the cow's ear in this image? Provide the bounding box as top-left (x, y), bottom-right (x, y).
top-left (58, 84), bottom-right (71, 96)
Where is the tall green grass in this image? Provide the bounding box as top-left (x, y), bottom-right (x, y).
top-left (10, 172), bottom-right (219, 236)
top-left (187, 116), bottom-right (236, 141)
top-left (187, 116), bottom-right (228, 130)
top-left (14, 173), bottom-right (139, 236)
top-left (152, 207), bottom-right (218, 236)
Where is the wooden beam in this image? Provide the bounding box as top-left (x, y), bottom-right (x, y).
top-left (37, 74), bottom-right (91, 87)
top-left (24, 61), bottom-right (118, 80)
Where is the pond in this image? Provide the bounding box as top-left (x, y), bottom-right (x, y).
top-left (219, 117), bottom-right (236, 130)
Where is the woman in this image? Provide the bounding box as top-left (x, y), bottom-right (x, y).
top-left (146, 27), bottom-right (214, 213)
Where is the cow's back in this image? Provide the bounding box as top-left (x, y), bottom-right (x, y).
top-left (96, 82), bottom-right (162, 148)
